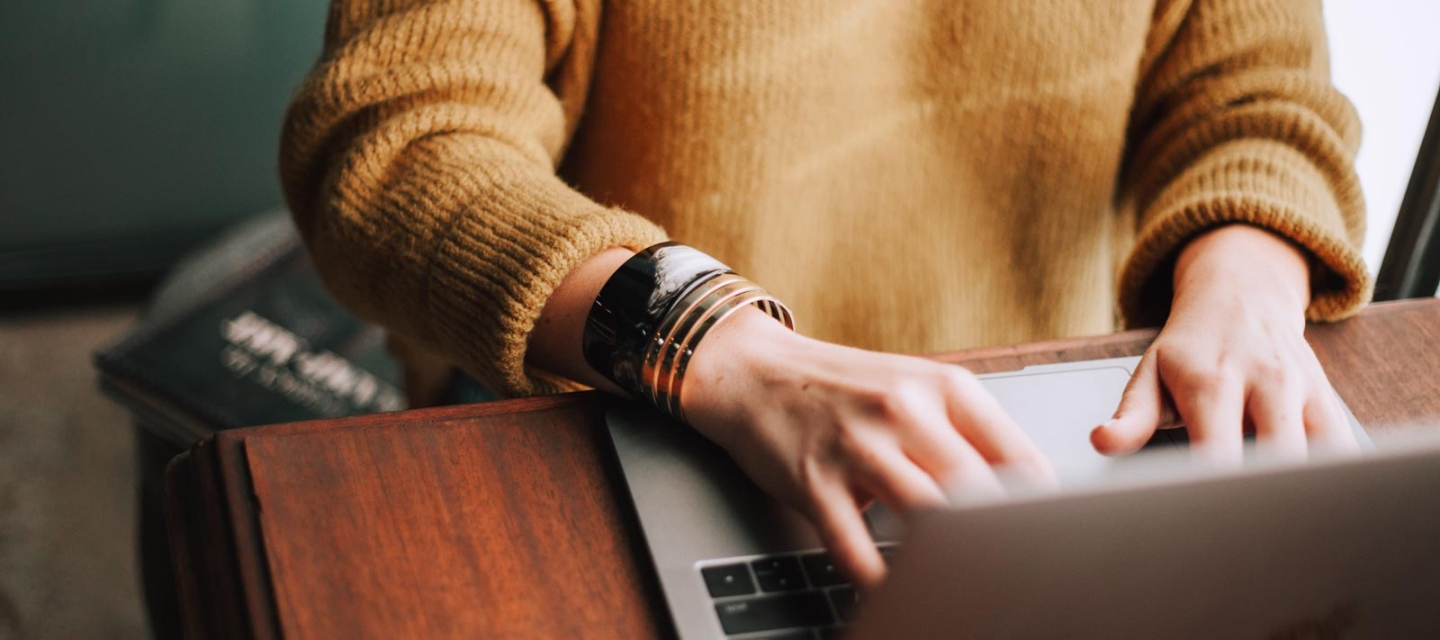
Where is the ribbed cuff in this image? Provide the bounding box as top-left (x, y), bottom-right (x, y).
top-left (425, 171), bottom-right (668, 398)
top-left (1119, 139), bottom-right (1372, 327)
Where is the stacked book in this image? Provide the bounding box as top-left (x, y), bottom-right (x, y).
top-left (94, 211), bottom-right (406, 446)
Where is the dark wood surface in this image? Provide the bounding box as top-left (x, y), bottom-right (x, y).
top-left (166, 299), bottom-right (1440, 639)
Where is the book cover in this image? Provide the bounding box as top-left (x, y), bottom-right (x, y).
top-left (94, 213), bottom-right (406, 447)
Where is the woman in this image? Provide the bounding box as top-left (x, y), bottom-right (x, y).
top-left (281, 0), bottom-right (1369, 585)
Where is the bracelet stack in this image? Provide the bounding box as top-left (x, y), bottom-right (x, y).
top-left (583, 242), bottom-right (794, 422)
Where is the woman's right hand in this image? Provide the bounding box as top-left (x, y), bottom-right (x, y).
top-left (682, 308), bottom-right (1055, 587)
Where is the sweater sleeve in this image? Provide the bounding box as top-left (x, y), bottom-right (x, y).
top-left (279, 0), bottom-right (668, 397)
top-left (1116, 0), bottom-right (1371, 327)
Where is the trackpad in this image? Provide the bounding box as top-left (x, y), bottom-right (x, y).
top-left (981, 364), bottom-right (1137, 483)
top-left (868, 362), bottom-right (1138, 541)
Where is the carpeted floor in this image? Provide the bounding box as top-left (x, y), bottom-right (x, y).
top-left (0, 303), bottom-right (148, 640)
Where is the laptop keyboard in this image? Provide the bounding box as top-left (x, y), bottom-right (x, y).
top-left (700, 545), bottom-right (895, 639)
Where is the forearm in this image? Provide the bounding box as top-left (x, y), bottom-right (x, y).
top-left (280, 0), bottom-right (668, 397)
top-left (526, 247), bottom-right (635, 394)
top-left (1117, 0), bottom-right (1367, 327)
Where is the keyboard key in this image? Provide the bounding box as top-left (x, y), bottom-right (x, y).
top-left (752, 556), bottom-right (806, 592)
top-left (701, 563), bottom-right (756, 598)
top-left (715, 592), bottom-right (835, 635)
top-left (828, 586), bottom-right (859, 623)
top-left (801, 553), bottom-right (846, 587)
top-left (866, 503), bottom-right (905, 542)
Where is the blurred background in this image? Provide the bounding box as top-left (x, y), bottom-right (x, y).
top-left (0, 1), bottom-right (1437, 639)
top-left (0, 0), bottom-right (328, 638)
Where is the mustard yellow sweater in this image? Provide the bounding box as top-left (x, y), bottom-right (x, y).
top-left (281, 0), bottom-right (1369, 398)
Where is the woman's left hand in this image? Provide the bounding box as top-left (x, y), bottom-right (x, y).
top-left (1091, 224), bottom-right (1359, 463)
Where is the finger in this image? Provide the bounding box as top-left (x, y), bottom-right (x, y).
top-left (903, 406), bottom-right (1017, 488)
top-left (1247, 383), bottom-right (1308, 463)
top-left (1092, 350), bottom-right (1165, 456)
top-left (902, 424), bottom-right (1011, 503)
top-left (1173, 375), bottom-right (1246, 466)
top-left (804, 481), bottom-right (886, 587)
top-left (1304, 389), bottom-right (1360, 455)
top-left (940, 371), bottom-right (1055, 485)
top-left (852, 444), bottom-right (949, 512)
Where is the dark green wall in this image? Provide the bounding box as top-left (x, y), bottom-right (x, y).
top-left (0, 0), bottom-right (328, 285)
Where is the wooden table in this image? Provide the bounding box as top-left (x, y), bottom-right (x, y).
top-left (165, 299), bottom-right (1440, 640)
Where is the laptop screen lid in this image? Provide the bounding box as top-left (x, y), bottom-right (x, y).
top-left (850, 434), bottom-right (1440, 640)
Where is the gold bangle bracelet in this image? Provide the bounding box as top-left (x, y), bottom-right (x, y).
top-left (654, 281), bottom-right (767, 416)
top-left (645, 278), bottom-right (761, 412)
top-left (583, 241), bottom-right (793, 412)
top-left (660, 285), bottom-right (793, 421)
top-left (641, 273), bottom-right (747, 408)
top-left (670, 291), bottom-right (793, 421)
top-left (627, 266), bottom-right (793, 421)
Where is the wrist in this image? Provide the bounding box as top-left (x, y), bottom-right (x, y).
top-left (579, 242), bottom-right (795, 419)
top-left (529, 247), bottom-right (635, 394)
top-left (682, 306), bottom-right (800, 435)
top-left (1173, 224), bottom-right (1311, 315)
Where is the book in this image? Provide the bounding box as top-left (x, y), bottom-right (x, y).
top-left (94, 211), bottom-right (406, 447)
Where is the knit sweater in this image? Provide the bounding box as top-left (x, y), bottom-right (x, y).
top-left (281, 0), bottom-right (1369, 398)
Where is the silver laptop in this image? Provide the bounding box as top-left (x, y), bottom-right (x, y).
top-left (606, 357), bottom-right (1432, 640)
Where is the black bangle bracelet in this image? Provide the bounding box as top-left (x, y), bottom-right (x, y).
top-left (582, 242), bottom-right (734, 398)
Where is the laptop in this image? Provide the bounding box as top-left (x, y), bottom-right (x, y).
top-left (605, 356), bottom-right (1436, 639)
